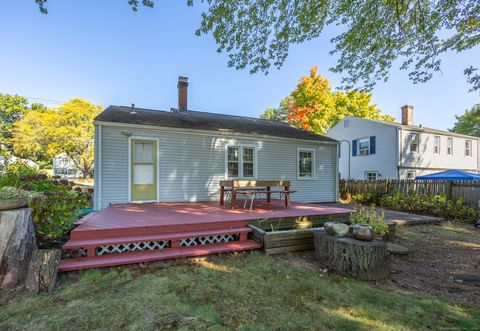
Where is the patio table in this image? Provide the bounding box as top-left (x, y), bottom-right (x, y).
top-left (219, 180), bottom-right (291, 209)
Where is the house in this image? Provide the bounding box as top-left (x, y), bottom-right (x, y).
top-left (92, 77), bottom-right (340, 210)
top-left (325, 105), bottom-right (480, 180)
top-left (0, 155), bottom-right (39, 171)
top-left (53, 152), bottom-right (82, 178)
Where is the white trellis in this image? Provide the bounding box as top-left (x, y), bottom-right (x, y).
top-left (96, 240), bottom-right (170, 256)
top-left (180, 234), bottom-right (238, 247)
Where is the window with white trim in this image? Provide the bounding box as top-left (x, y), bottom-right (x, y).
top-left (447, 138), bottom-right (453, 155)
top-left (226, 146), bottom-right (256, 179)
top-left (409, 133), bottom-right (419, 152)
top-left (227, 147), bottom-right (239, 177)
top-left (434, 136), bottom-right (440, 154)
top-left (365, 171), bottom-right (378, 180)
top-left (407, 171), bottom-right (416, 180)
top-left (358, 137), bottom-right (370, 155)
top-left (465, 140), bottom-right (472, 157)
top-left (298, 149), bottom-right (315, 179)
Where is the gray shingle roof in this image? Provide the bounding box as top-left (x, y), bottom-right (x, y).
top-left (95, 106), bottom-right (337, 142)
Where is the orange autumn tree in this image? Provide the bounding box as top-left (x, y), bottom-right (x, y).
top-left (262, 66), bottom-right (394, 135)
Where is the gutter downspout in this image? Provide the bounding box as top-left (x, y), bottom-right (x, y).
top-left (398, 127), bottom-right (403, 179)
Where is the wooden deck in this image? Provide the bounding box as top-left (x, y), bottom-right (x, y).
top-left (59, 201), bottom-right (352, 271)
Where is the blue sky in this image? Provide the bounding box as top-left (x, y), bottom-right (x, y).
top-left (0, 0), bottom-right (478, 131)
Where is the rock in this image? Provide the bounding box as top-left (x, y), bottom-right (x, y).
top-left (453, 275), bottom-right (480, 285)
top-left (352, 224), bottom-right (374, 241)
top-left (386, 243), bottom-right (410, 255)
top-left (323, 222), bottom-right (349, 237)
top-left (26, 249), bottom-right (61, 293)
top-left (0, 208), bottom-right (36, 288)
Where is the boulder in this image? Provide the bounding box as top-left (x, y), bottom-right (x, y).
top-left (386, 243), bottom-right (410, 255)
top-left (0, 208), bottom-right (36, 288)
top-left (323, 222), bottom-right (349, 237)
top-left (26, 249), bottom-right (61, 293)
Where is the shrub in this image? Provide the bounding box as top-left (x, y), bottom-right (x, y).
top-left (349, 207), bottom-right (389, 235)
top-left (380, 192), bottom-right (477, 223)
top-left (0, 161), bottom-right (39, 187)
top-left (0, 187), bottom-right (39, 200)
top-left (351, 192), bottom-right (382, 206)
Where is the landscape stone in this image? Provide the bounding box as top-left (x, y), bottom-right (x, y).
top-left (386, 243), bottom-right (410, 255)
top-left (323, 222), bottom-right (349, 237)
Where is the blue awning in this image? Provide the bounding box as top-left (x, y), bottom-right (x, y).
top-left (416, 170), bottom-right (480, 180)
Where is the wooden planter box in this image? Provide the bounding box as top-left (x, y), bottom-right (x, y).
top-left (250, 225), bottom-right (319, 254)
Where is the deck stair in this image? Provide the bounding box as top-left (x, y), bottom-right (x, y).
top-left (59, 221), bottom-right (261, 271)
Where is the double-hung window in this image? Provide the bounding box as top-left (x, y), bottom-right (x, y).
top-left (447, 138), bottom-right (453, 155)
top-left (365, 171), bottom-right (378, 180)
top-left (226, 146), bottom-right (256, 178)
top-left (465, 140), bottom-right (472, 157)
top-left (409, 133), bottom-right (419, 152)
top-left (434, 136), bottom-right (440, 154)
top-left (298, 148), bottom-right (315, 179)
top-left (358, 137), bottom-right (370, 155)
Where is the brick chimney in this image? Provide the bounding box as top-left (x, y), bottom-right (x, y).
top-left (177, 76), bottom-right (188, 112)
top-left (401, 104), bottom-right (413, 126)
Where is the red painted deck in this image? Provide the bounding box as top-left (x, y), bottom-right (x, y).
top-left (59, 201), bottom-right (352, 271)
top-left (72, 200), bottom-right (351, 237)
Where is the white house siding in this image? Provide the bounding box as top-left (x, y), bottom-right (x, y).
top-left (399, 129), bottom-right (479, 178)
top-left (94, 124), bottom-right (338, 210)
top-left (326, 117), bottom-right (398, 180)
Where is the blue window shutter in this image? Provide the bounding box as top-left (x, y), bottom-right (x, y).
top-left (370, 136), bottom-right (376, 154)
top-left (352, 139), bottom-right (357, 156)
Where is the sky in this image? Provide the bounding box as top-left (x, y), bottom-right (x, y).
top-left (0, 1), bottom-right (478, 131)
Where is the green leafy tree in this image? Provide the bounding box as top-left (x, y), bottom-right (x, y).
top-left (450, 104), bottom-right (480, 137)
top-left (261, 66), bottom-right (394, 135)
top-left (12, 98), bottom-right (102, 178)
top-left (0, 94), bottom-right (45, 156)
top-left (34, 1), bottom-right (480, 92)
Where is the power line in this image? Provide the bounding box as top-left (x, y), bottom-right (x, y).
top-left (0, 93), bottom-right (71, 105)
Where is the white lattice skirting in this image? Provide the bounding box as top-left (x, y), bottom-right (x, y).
top-left (181, 234), bottom-right (239, 247)
top-left (96, 240), bottom-right (170, 256)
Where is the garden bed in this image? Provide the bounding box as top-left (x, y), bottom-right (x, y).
top-left (250, 218), bottom-right (349, 254)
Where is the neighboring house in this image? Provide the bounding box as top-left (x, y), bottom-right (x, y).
top-left (93, 77), bottom-right (339, 210)
top-left (53, 152), bottom-right (82, 178)
top-left (0, 155), bottom-right (39, 171)
top-left (325, 105), bottom-right (480, 180)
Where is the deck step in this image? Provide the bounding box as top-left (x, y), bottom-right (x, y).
top-left (58, 240), bottom-right (261, 271)
top-left (63, 227), bottom-right (253, 249)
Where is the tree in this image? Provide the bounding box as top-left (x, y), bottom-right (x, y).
top-left (32, 1), bottom-right (479, 92)
top-left (262, 66), bottom-right (394, 135)
top-left (0, 94), bottom-right (45, 156)
top-left (450, 104), bottom-right (480, 137)
top-left (12, 98), bottom-right (102, 178)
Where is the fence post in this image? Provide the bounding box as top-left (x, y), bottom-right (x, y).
top-left (447, 181), bottom-right (453, 200)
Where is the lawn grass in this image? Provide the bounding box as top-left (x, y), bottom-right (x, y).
top-left (1, 252), bottom-right (478, 330)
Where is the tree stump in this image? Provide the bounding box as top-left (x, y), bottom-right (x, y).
top-left (314, 230), bottom-right (389, 280)
top-left (25, 249), bottom-right (61, 293)
top-left (0, 208), bottom-right (36, 288)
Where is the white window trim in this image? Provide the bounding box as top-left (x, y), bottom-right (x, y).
top-left (357, 137), bottom-right (370, 156)
top-left (433, 136), bottom-right (440, 155)
top-left (224, 144), bottom-right (258, 180)
top-left (365, 171), bottom-right (378, 180)
top-left (127, 136), bottom-right (160, 203)
top-left (447, 137), bottom-right (453, 156)
top-left (407, 171), bottom-right (416, 180)
top-left (465, 140), bottom-right (472, 158)
top-left (409, 133), bottom-right (419, 153)
top-left (297, 147), bottom-right (316, 180)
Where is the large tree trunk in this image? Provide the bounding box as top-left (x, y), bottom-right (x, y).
top-left (26, 249), bottom-right (61, 293)
top-left (0, 208), bottom-right (36, 288)
top-left (314, 230), bottom-right (389, 281)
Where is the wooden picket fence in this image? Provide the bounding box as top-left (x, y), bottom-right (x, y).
top-left (340, 179), bottom-right (480, 206)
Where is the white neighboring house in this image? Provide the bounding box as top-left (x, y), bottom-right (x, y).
top-left (325, 105), bottom-right (480, 180)
top-left (53, 153), bottom-right (83, 178)
top-left (0, 156), bottom-right (39, 171)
